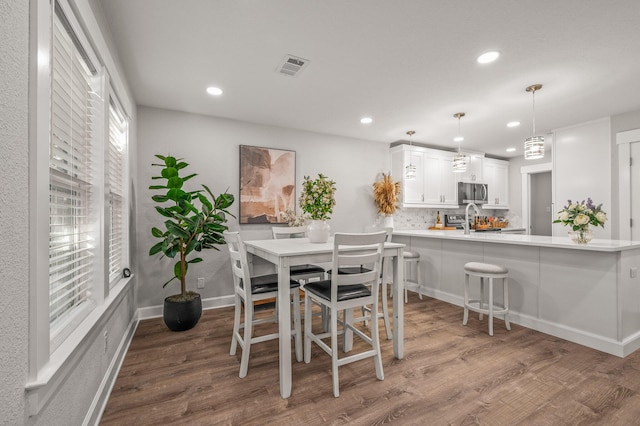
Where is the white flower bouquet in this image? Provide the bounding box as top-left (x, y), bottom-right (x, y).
top-left (553, 198), bottom-right (607, 231)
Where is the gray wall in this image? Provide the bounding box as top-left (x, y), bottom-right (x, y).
top-left (1, 0), bottom-right (30, 422)
top-left (507, 153), bottom-right (550, 226)
top-left (136, 106), bottom-right (391, 308)
top-left (530, 171), bottom-right (552, 235)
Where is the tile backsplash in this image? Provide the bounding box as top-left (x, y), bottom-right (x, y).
top-left (386, 208), bottom-right (520, 230)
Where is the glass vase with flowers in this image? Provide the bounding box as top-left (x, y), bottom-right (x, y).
top-left (553, 198), bottom-right (607, 244)
top-left (299, 174), bottom-right (336, 243)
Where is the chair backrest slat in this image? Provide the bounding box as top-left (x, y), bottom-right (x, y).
top-left (224, 231), bottom-right (252, 301)
top-left (331, 232), bottom-right (386, 298)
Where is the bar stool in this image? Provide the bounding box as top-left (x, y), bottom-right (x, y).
top-left (403, 250), bottom-right (422, 303)
top-left (462, 262), bottom-right (510, 336)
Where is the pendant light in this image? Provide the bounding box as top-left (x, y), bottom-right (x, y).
top-left (405, 130), bottom-right (416, 180)
top-left (524, 84), bottom-right (545, 160)
top-left (452, 112), bottom-right (468, 173)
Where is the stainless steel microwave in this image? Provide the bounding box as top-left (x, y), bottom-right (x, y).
top-left (457, 182), bottom-right (488, 205)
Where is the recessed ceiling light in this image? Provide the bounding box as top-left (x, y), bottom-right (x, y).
top-left (477, 51), bottom-right (500, 64)
top-left (206, 86), bottom-right (223, 96)
top-left (360, 117), bottom-right (373, 124)
top-left (507, 121), bottom-right (520, 128)
top-left (506, 147), bottom-right (516, 152)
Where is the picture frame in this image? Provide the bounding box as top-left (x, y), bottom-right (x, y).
top-left (239, 145), bottom-right (296, 224)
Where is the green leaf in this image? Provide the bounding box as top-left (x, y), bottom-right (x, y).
top-left (216, 192), bottom-right (235, 209)
top-left (167, 188), bottom-right (185, 202)
top-left (162, 276), bottom-right (177, 288)
top-left (188, 257), bottom-right (203, 264)
top-left (161, 167), bottom-right (178, 179)
top-left (151, 227), bottom-right (164, 238)
top-left (155, 206), bottom-right (173, 218)
top-left (164, 156), bottom-right (177, 167)
top-left (174, 261), bottom-right (187, 278)
top-left (198, 193), bottom-right (213, 210)
top-left (182, 173), bottom-right (197, 182)
top-left (166, 220), bottom-right (190, 239)
top-left (152, 195), bottom-right (169, 203)
top-left (149, 241), bottom-right (164, 256)
top-left (167, 176), bottom-right (183, 189)
top-left (176, 161), bottom-right (188, 170)
top-left (149, 185), bottom-right (167, 190)
top-left (154, 154), bottom-right (166, 161)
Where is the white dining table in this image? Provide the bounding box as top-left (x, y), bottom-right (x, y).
top-left (243, 236), bottom-right (405, 399)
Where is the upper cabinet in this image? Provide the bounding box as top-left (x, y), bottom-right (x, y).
top-left (455, 152), bottom-right (484, 183)
top-left (391, 145), bottom-right (459, 208)
top-left (483, 157), bottom-right (510, 209)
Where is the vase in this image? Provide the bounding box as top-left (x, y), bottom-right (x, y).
top-left (307, 220), bottom-right (330, 243)
top-left (382, 215), bottom-right (394, 229)
top-left (568, 228), bottom-right (593, 245)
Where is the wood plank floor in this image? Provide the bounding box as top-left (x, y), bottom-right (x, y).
top-left (101, 294), bottom-right (640, 425)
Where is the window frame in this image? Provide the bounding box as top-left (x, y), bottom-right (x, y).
top-left (27, 0), bottom-right (133, 415)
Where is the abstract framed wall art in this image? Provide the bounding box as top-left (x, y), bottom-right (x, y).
top-left (239, 145), bottom-right (296, 224)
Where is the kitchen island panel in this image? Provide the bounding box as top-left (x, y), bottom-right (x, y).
top-left (539, 248), bottom-right (618, 339)
top-left (483, 244), bottom-right (540, 319)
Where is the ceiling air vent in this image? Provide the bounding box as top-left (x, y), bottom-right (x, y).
top-left (277, 54), bottom-right (310, 77)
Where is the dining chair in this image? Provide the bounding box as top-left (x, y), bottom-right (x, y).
top-left (303, 231), bottom-right (387, 397)
top-left (224, 231), bottom-right (303, 378)
top-left (327, 226), bottom-right (393, 340)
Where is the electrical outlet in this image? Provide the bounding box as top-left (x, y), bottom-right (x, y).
top-left (197, 277), bottom-right (205, 289)
top-left (631, 267), bottom-right (638, 279)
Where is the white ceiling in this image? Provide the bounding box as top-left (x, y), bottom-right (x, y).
top-left (97, 0), bottom-right (640, 158)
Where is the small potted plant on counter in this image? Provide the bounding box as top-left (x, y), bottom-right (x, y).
top-left (149, 154), bottom-right (234, 331)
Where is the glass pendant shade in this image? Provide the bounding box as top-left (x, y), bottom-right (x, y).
top-left (452, 152), bottom-right (468, 172)
top-left (524, 135), bottom-right (545, 159)
top-left (524, 84), bottom-right (544, 160)
top-left (405, 130), bottom-right (416, 180)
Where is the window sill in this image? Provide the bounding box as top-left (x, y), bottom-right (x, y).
top-left (25, 275), bottom-right (134, 416)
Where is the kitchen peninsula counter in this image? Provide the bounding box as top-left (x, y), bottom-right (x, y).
top-left (392, 229), bottom-right (640, 357)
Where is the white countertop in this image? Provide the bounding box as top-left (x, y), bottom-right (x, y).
top-left (392, 229), bottom-right (640, 252)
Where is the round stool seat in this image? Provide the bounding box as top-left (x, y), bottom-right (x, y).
top-left (403, 250), bottom-right (420, 259)
top-left (464, 262), bottom-right (508, 276)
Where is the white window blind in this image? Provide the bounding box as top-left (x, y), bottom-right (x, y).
top-left (108, 99), bottom-right (127, 286)
top-left (49, 4), bottom-right (101, 349)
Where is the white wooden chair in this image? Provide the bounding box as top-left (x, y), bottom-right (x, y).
top-left (303, 231), bottom-right (387, 397)
top-left (224, 231), bottom-right (302, 378)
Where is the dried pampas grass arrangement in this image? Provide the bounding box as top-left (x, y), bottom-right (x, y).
top-left (373, 172), bottom-right (400, 216)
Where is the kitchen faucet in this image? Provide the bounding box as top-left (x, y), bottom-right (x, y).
top-left (464, 202), bottom-right (480, 235)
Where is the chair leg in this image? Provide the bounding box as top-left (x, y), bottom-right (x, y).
top-left (504, 277), bottom-right (511, 331)
top-left (370, 300), bottom-right (384, 382)
top-left (488, 278), bottom-right (494, 336)
top-left (479, 277), bottom-right (485, 321)
top-left (292, 289), bottom-right (303, 362)
top-left (343, 308), bottom-right (354, 353)
top-left (230, 294), bottom-right (241, 355)
top-left (304, 293), bottom-right (312, 364)
top-left (462, 273), bottom-right (469, 326)
top-left (416, 261), bottom-right (423, 300)
top-left (331, 306), bottom-right (340, 398)
top-left (381, 281), bottom-right (392, 340)
top-left (239, 299), bottom-right (253, 378)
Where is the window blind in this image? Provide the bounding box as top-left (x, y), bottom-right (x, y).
top-left (108, 100), bottom-right (127, 286)
top-left (49, 4), bottom-right (100, 349)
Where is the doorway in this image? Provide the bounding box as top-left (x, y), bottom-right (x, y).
top-left (530, 171), bottom-right (552, 235)
top-left (521, 162), bottom-right (553, 236)
top-left (618, 129), bottom-right (640, 241)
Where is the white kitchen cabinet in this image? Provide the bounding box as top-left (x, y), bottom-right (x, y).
top-left (483, 157), bottom-right (510, 209)
top-left (391, 145), bottom-right (459, 208)
top-left (456, 152), bottom-right (484, 182)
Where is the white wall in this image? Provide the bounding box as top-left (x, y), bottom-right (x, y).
top-left (553, 118), bottom-right (611, 239)
top-left (1, 0), bottom-right (29, 422)
top-left (611, 109), bottom-right (640, 239)
top-left (135, 106), bottom-right (391, 308)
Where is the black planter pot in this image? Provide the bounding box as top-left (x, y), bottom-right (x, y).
top-left (163, 292), bottom-right (202, 331)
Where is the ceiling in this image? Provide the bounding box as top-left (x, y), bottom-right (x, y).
top-left (97, 0), bottom-right (640, 158)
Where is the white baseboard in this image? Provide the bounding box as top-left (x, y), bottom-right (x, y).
top-left (420, 287), bottom-right (636, 358)
top-left (136, 294), bottom-right (235, 321)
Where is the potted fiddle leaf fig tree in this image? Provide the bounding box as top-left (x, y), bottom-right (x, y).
top-left (149, 154), bottom-right (234, 331)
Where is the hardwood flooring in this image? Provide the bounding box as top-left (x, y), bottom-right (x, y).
top-left (101, 294), bottom-right (640, 425)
